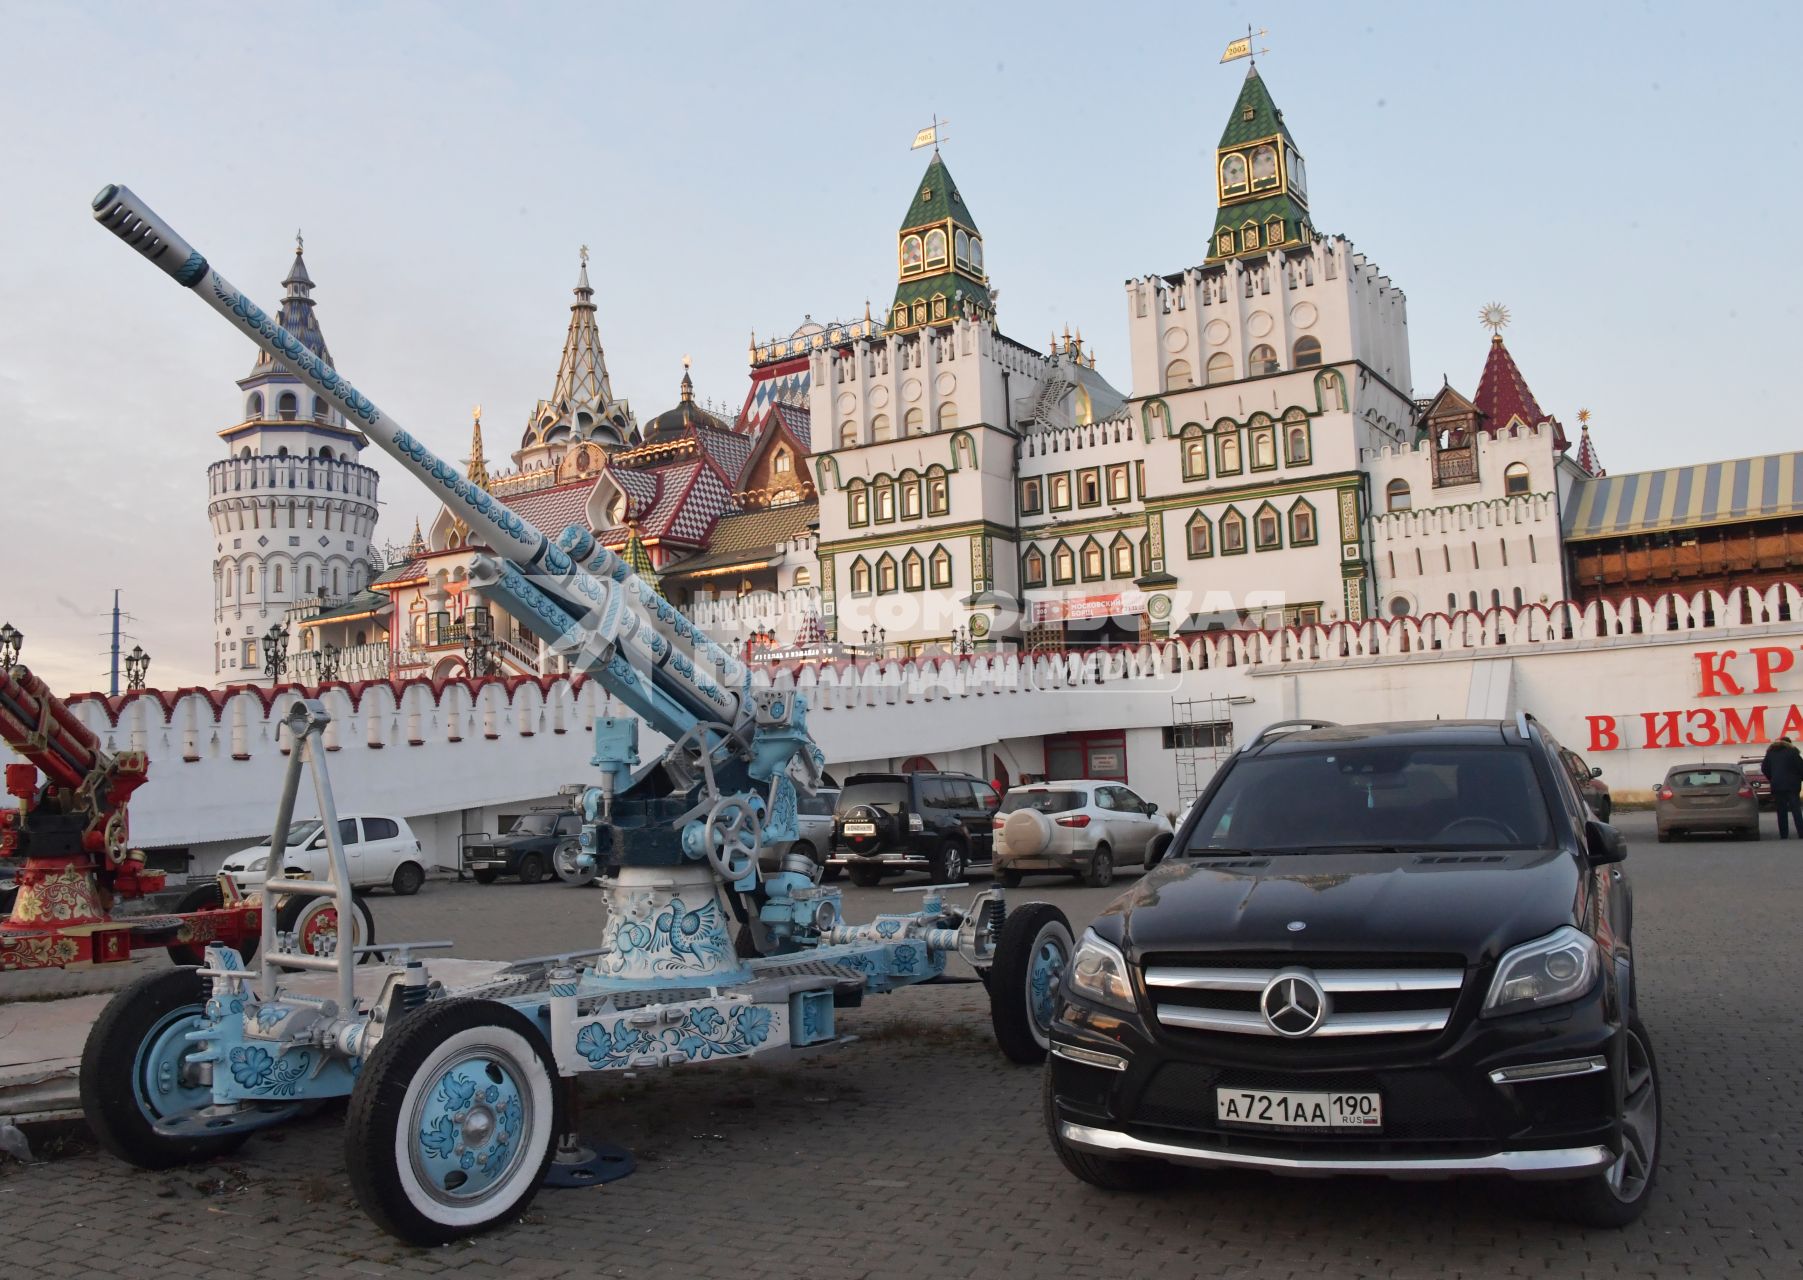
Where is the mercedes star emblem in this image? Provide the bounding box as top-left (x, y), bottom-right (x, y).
top-left (1286, 920), bottom-right (1306, 932)
top-left (1260, 969), bottom-right (1327, 1037)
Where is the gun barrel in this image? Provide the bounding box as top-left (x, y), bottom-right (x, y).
top-left (92, 184), bottom-right (744, 727)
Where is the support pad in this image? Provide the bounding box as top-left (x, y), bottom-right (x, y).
top-left (542, 1134), bottom-right (636, 1188)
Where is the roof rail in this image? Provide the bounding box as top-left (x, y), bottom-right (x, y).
top-left (1249, 718), bottom-right (1340, 748)
top-left (1515, 710), bottom-right (1535, 742)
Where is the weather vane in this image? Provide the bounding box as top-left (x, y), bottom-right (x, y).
top-left (1577, 407), bottom-right (1591, 425)
top-left (1480, 302), bottom-right (1511, 335)
top-left (579, 243), bottom-right (589, 266)
top-left (295, 228), bottom-right (304, 254)
top-left (911, 113), bottom-right (949, 151)
top-left (1220, 25), bottom-right (1270, 64)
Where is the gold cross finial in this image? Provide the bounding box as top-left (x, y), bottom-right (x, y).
top-left (579, 244), bottom-right (590, 266)
top-left (295, 228), bottom-right (304, 254)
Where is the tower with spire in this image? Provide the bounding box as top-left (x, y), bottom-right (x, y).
top-left (1206, 63), bottom-right (1314, 262)
top-left (516, 249), bottom-right (635, 470)
top-left (887, 149), bottom-right (992, 334)
top-left (206, 237), bottom-right (381, 685)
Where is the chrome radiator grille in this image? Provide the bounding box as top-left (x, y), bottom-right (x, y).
top-left (1143, 957), bottom-right (1465, 1039)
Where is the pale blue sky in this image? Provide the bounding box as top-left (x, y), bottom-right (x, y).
top-left (1, 0), bottom-right (1797, 690)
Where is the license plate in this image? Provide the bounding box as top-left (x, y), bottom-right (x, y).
top-left (844, 823), bottom-right (876, 836)
top-left (1216, 1088), bottom-right (1382, 1129)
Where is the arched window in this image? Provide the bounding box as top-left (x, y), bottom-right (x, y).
top-left (926, 467), bottom-right (950, 516)
top-left (876, 554), bottom-right (898, 594)
top-left (1219, 509), bottom-right (1247, 553)
top-left (1292, 336), bottom-right (1323, 368)
top-left (955, 228), bottom-right (970, 267)
top-left (902, 549), bottom-right (925, 591)
top-left (276, 446), bottom-right (289, 458)
top-left (1182, 427), bottom-right (1208, 481)
top-left (277, 391), bottom-right (298, 420)
top-left (840, 421), bottom-right (858, 448)
top-left (1187, 512), bottom-right (1212, 557)
top-left (847, 481), bottom-right (869, 526)
top-left (1206, 352), bottom-right (1234, 385)
top-left (924, 228), bottom-right (948, 268)
top-left (1023, 547), bottom-right (1046, 587)
top-left (331, 568), bottom-right (340, 596)
top-left (1080, 538), bottom-right (1104, 581)
top-left (937, 402), bottom-right (958, 432)
top-left (303, 565), bottom-right (313, 594)
top-left (1250, 421), bottom-right (1277, 469)
top-left (272, 564), bottom-right (284, 593)
top-left (224, 569), bottom-right (233, 598)
top-left (901, 234), bottom-right (924, 273)
top-left (355, 629), bottom-right (367, 646)
top-left (240, 446), bottom-right (253, 460)
top-left (243, 564), bottom-right (256, 595)
top-left (1164, 359), bottom-right (1194, 391)
top-left (247, 392), bottom-right (264, 419)
top-left (1513, 586), bottom-right (1525, 609)
top-left (1504, 463), bottom-right (1531, 496)
top-left (1289, 500), bottom-right (1317, 545)
top-left (871, 413), bottom-right (892, 442)
top-left (773, 447), bottom-right (791, 475)
top-left (929, 545), bottom-right (953, 588)
top-left (1110, 534), bottom-right (1134, 578)
top-left (1219, 152), bottom-right (1249, 197)
top-left (1386, 479), bottom-right (1412, 511)
top-left (794, 566), bottom-right (811, 589)
top-left (1249, 344), bottom-right (1279, 376)
top-left (318, 447), bottom-right (334, 462)
top-left (1283, 410), bottom-right (1311, 464)
top-left (1052, 542), bottom-right (1076, 584)
top-left (874, 480), bottom-right (896, 522)
top-left (968, 237), bottom-right (983, 272)
top-left (1254, 505), bottom-right (1282, 550)
top-left (899, 472), bottom-right (922, 520)
top-left (312, 396), bottom-right (328, 420)
top-left (850, 557), bottom-right (872, 595)
top-left (1251, 144), bottom-right (1279, 190)
top-left (904, 407), bottom-right (925, 436)
top-left (1218, 431), bottom-right (1242, 474)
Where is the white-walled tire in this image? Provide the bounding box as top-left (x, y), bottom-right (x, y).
top-left (345, 999), bottom-right (561, 1246)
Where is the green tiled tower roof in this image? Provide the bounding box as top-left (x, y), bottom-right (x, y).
top-left (899, 153), bottom-right (980, 234)
top-left (889, 150), bottom-right (992, 332)
top-left (1207, 64), bottom-right (1314, 264)
top-left (1218, 64), bottom-right (1296, 149)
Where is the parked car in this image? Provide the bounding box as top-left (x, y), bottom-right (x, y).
top-left (829, 771), bottom-right (998, 886)
top-left (1654, 764), bottom-right (1760, 841)
top-left (760, 787), bottom-right (840, 874)
top-left (1737, 755), bottom-right (1774, 809)
top-left (1043, 716), bottom-right (1658, 1228)
top-left (221, 815), bottom-right (426, 895)
top-left (992, 780), bottom-right (1173, 888)
top-left (462, 811), bottom-right (583, 884)
top-left (1560, 747), bottom-right (1613, 821)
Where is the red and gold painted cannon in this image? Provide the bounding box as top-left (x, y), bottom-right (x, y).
top-left (1, 643), bottom-right (268, 970)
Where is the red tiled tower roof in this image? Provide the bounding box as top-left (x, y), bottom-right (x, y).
top-left (1472, 335), bottom-right (1567, 450)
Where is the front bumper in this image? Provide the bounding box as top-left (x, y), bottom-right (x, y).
top-left (828, 850), bottom-right (927, 870)
top-left (1057, 1120), bottom-right (1613, 1179)
top-left (1047, 977), bottom-right (1624, 1181)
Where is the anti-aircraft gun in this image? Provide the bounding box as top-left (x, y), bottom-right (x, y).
top-left (81, 185), bottom-right (1078, 1245)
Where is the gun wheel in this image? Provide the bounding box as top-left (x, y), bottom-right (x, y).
top-left (346, 998), bottom-right (561, 1246)
top-left (988, 903), bottom-right (1073, 1065)
top-left (80, 967), bottom-right (247, 1169)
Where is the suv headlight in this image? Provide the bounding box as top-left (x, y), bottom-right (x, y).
top-left (1068, 929), bottom-right (1135, 1013)
top-left (1481, 925), bottom-right (1599, 1016)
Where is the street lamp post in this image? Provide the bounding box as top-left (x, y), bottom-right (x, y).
top-left (124, 644), bottom-right (150, 691)
top-left (319, 642), bottom-right (341, 684)
top-left (0, 622), bottom-right (21, 668)
top-left (861, 625), bottom-right (887, 657)
top-left (264, 623), bottom-right (289, 685)
top-left (951, 626), bottom-right (973, 656)
top-left (462, 606), bottom-right (497, 678)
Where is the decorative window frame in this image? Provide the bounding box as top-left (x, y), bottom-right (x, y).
top-left (1180, 424), bottom-right (1209, 481)
top-left (1283, 409), bottom-right (1312, 465)
top-left (1219, 507), bottom-right (1248, 555)
top-left (900, 234), bottom-right (924, 275)
top-left (849, 556), bottom-right (873, 596)
top-left (1216, 428), bottom-right (1244, 476)
top-left (898, 469), bottom-right (923, 520)
top-left (926, 466), bottom-right (950, 516)
top-left (1292, 336), bottom-right (1323, 368)
top-left (1051, 539), bottom-right (1076, 585)
top-left (1048, 473), bottom-right (1073, 512)
top-left (1186, 510), bottom-right (1213, 558)
top-left (876, 552), bottom-right (898, 594)
top-left (1503, 463), bottom-right (1531, 497)
top-left (1288, 497), bottom-right (1319, 546)
top-left (1079, 536), bottom-right (1105, 582)
top-left (1109, 532), bottom-right (1134, 578)
top-left (1023, 546), bottom-right (1047, 588)
top-left (929, 545), bottom-right (953, 589)
top-left (1385, 479), bottom-right (1412, 512)
top-left (1020, 476), bottom-right (1043, 514)
top-left (848, 481), bottom-right (869, 527)
top-left (1249, 417), bottom-right (1279, 472)
top-left (873, 476), bottom-right (896, 524)
top-left (902, 548), bottom-right (925, 592)
top-left (1253, 501), bottom-right (1284, 551)
top-left (1106, 462), bottom-right (1131, 503)
top-left (1076, 467), bottom-right (1103, 509)
top-left (924, 227), bottom-right (948, 270)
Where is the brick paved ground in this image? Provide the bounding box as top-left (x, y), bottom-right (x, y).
top-left (3, 811), bottom-right (1800, 1278)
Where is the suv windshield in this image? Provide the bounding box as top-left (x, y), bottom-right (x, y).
top-left (1184, 744), bottom-right (1555, 854)
top-left (508, 814), bottom-right (560, 836)
top-left (840, 780), bottom-right (909, 813)
top-left (257, 819), bottom-right (322, 848)
top-left (1000, 790), bottom-right (1085, 815)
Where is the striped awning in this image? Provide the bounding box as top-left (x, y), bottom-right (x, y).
top-left (1563, 452), bottom-right (1803, 541)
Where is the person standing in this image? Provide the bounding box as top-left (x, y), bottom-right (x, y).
top-left (1760, 736), bottom-right (1803, 838)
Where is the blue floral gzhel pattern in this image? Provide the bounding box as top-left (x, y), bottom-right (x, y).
top-left (892, 943), bottom-right (921, 975)
top-left (575, 1003), bottom-right (775, 1068)
top-left (415, 1063), bottom-right (522, 1190)
top-left (228, 1045), bottom-right (311, 1096)
top-left (605, 893), bottom-right (727, 974)
top-left (213, 280), bottom-right (379, 424)
top-left (1030, 939), bottom-right (1068, 1031)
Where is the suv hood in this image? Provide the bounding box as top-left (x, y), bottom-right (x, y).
top-left (1104, 849), bottom-right (1582, 965)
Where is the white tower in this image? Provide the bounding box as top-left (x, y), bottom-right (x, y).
top-left (207, 238), bottom-right (381, 685)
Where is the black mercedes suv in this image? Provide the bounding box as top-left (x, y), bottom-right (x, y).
top-left (829, 771), bottom-right (999, 886)
top-left (1042, 716), bottom-right (1659, 1227)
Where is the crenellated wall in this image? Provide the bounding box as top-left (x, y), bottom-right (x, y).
top-left (12, 582), bottom-right (1800, 876)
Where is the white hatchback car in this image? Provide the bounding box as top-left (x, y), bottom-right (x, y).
top-left (992, 780), bottom-right (1173, 888)
top-left (220, 815), bottom-right (428, 896)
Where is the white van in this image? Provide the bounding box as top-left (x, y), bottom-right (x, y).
top-left (220, 815), bottom-right (428, 895)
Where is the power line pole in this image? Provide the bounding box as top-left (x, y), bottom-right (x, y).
top-left (109, 588), bottom-right (121, 696)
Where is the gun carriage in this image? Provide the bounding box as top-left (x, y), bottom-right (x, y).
top-left (81, 186), bottom-right (1077, 1245)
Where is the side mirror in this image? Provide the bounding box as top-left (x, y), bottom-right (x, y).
top-left (306, 835), bottom-right (325, 851)
top-left (1584, 818), bottom-right (1626, 866)
top-left (1144, 801), bottom-right (1159, 816)
top-left (1589, 766), bottom-right (1603, 779)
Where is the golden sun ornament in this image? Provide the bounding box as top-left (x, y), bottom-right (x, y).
top-left (1479, 303), bottom-right (1511, 335)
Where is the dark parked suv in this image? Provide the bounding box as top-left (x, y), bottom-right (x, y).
top-left (830, 771), bottom-right (998, 886)
top-left (461, 811), bottom-right (583, 884)
top-left (1042, 716), bottom-right (1658, 1228)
